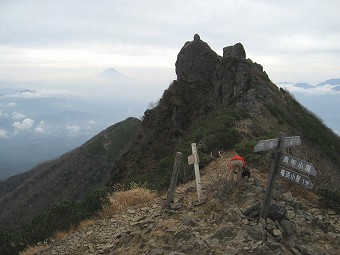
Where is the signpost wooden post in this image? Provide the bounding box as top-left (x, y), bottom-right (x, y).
top-left (254, 133), bottom-right (316, 220)
top-left (188, 143), bottom-right (202, 201)
top-left (260, 132), bottom-right (286, 220)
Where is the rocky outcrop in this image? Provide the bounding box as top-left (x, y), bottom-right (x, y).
top-left (223, 43), bottom-right (246, 59)
top-left (109, 34), bottom-right (340, 193)
top-left (175, 34), bottom-right (272, 106)
top-left (175, 34), bottom-right (218, 84)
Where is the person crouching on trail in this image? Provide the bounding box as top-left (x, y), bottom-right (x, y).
top-left (229, 154), bottom-right (246, 182)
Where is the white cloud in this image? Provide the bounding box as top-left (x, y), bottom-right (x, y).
top-left (66, 124), bottom-right (81, 133)
top-left (278, 84), bottom-right (340, 95)
top-left (7, 102), bottom-right (16, 108)
top-left (0, 129), bottom-right (9, 139)
top-left (87, 120), bottom-right (97, 130)
top-left (34, 120), bottom-right (47, 134)
top-left (5, 89), bottom-right (76, 99)
top-left (12, 118), bottom-right (34, 133)
top-left (0, 0), bottom-right (339, 84)
top-left (11, 111), bottom-right (26, 120)
top-left (0, 111), bottom-right (10, 118)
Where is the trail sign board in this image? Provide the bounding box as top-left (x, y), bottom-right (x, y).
top-left (278, 166), bottom-right (314, 189)
top-left (188, 155), bottom-right (195, 165)
top-left (253, 136), bottom-right (301, 152)
top-left (256, 133), bottom-right (316, 220)
top-left (188, 153), bottom-right (199, 165)
top-left (283, 136), bottom-right (302, 148)
top-left (279, 153), bottom-right (316, 176)
top-left (253, 138), bottom-right (278, 152)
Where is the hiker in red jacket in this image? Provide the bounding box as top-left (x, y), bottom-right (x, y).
top-left (229, 154), bottom-right (246, 181)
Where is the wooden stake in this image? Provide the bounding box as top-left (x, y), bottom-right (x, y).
top-left (166, 152), bottom-right (182, 206)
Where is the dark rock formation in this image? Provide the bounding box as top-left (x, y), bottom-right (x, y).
top-left (175, 34), bottom-right (218, 84)
top-left (223, 42), bottom-right (246, 59)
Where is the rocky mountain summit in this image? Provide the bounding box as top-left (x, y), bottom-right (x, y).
top-left (110, 34), bottom-right (340, 191)
top-left (33, 153), bottom-right (340, 255)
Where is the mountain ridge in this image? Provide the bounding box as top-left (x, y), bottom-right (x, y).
top-left (27, 153), bottom-right (340, 255)
top-left (0, 34), bottom-right (339, 246)
top-left (0, 117), bottom-right (141, 230)
top-left (107, 35), bottom-right (340, 192)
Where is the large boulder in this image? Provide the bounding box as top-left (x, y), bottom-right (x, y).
top-left (175, 34), bottom-right (218, 84)
top-left (223, 42), bottom-right (246, 59)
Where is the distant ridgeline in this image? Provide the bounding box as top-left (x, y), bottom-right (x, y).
top-left (0, 117), bottom-right (141, 230)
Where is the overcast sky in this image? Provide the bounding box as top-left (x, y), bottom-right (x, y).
top-left (0, 0), bottom-right (339, 84)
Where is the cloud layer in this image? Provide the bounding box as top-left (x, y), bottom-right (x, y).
top-left (1, 0), bottom-right (339, 83)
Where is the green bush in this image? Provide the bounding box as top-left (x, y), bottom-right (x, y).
top-left (0, 188), bottom-right (108, 255)
top-left (235, 140), bottom-right (264, 167)
top-left (0, 230), bottom-right (24, 255)
top-left (127, 157), bottom-right (174, 190)
top-left (317, 187), bottom-right (340, 213)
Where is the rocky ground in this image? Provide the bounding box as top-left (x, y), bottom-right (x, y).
top-left (33, 153), bottom-right (340, 255)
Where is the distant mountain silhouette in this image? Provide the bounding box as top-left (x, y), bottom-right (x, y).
top-left (94, 68), bottom-right (132, 83)
top-left (317, 78), bottom-right (340, 86)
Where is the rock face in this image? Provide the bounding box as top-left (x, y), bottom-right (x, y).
top-left (223, 43), bottom-right (246, 59)
top-left (175, 34), bottom-right (218, 84)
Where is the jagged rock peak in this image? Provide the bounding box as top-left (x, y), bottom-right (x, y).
top-left (175, 34), bottom-right (218, 83)
top-left (223, 42), bottom-right (246, 59)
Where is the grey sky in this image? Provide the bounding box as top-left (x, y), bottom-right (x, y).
top-left (0, 0), bottom-right (339, 84)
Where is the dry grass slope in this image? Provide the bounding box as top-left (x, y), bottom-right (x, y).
top-left (20, 185), bottom-right (157, 255)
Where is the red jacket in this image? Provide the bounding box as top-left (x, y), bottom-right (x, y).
top-left (229, 155), bottom-right (246, 171)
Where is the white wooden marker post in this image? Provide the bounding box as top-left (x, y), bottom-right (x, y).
top-left (188, 143), bottom-right (202, 201)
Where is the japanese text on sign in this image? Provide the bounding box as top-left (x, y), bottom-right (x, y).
top-left (278, 167), bottom-right (313, 189)
top-left (280, 153), bottom-right (316, 176)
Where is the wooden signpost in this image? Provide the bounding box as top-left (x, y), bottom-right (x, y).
top-left (254, 133), bottom-right (316, 220)
top-left (253, 136), bottom-right (301, 152)
top-left (166, 152), bottom-right (183, 206)
top-left (188, 143), bottom-right (202, 201)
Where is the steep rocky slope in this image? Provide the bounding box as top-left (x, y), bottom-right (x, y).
top-left (33, 153), bottom-right (340, 255)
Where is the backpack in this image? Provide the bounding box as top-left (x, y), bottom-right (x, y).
top-left (241, 167), bottom-right (251, 179)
